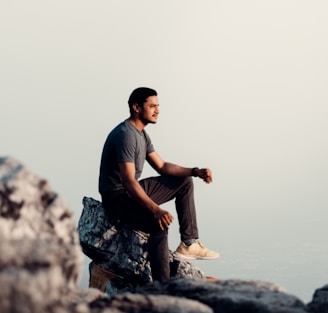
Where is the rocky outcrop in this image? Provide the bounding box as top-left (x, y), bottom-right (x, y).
top-left (78, 196), bottom-right (205, 293)
top-left (307, 284), bottom-right (328, 313)
top-left (0, 156), bottom-right (85, 313)
top-left (138, 278), bottom-right (308, 313)
top-left (89, 293), bottom-right (213, 313)
top-left (1, 155), bottom-right (328, 313)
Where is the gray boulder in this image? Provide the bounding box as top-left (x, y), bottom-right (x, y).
top-left (307, 284), bottom-right (328, 313)
top-left (0, 156), bottom-right (103, 313)
top-left (89, 293), bottom-right (213, 313)
top-left (78, 196), bottom-right (206, 293)
top-left (139, 278), bottom-right (309, 313)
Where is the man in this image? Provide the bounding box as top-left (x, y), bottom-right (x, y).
top-left (99, 87), bottom-right (219, 282)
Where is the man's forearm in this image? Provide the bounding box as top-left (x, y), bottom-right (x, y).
top-left (159, 163), bottom-right (213, 183)
top-left (124, 178), bottom-right (161, 213)
top-left (159, 162), bottom-right (193, 177)
top-left (122, 177), bottom-right (174, 231)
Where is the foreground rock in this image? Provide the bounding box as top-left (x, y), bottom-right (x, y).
top-left (138, 278), bottom-right (309, 313)
top-left (1, 156), bottom-right (328, 313)
top-left (89, 293), bottom-right (213, 313)
top-left (0, 156), bottom-right (211, 313)
top-left (0, 156), bottom-right (85, 312)
top-left (307, 284), bottom-right (328, 313)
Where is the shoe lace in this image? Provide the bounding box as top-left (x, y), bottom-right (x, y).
top-left (196, 240), bottom-right (206, 249)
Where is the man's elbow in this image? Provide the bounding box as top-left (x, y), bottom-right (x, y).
top-left (121, 176), bottom-right (136, 189)
top-left (157, 163), bottom-right (172, 176)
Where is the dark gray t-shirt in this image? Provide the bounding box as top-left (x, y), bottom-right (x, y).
top-left (98, 119), bottom-right (155, 195)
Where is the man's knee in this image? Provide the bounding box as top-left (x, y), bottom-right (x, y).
top-left (184, 176), bottom-right (193, 185)
top-left (180, 176), bottom-right (194, 192)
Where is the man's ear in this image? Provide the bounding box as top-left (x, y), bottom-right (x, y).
top-left (132, 103), bottom-right (140, 113)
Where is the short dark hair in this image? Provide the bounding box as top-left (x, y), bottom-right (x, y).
top-left (128, 87), bottom-right (157, 109)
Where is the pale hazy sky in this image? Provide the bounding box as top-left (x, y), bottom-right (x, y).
top-left (1, 1), bottom-right (328, 301)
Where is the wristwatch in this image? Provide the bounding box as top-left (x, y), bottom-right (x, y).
top-left (192, 167), bottom-right (199, 177)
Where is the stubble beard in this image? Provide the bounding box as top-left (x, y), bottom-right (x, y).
top-left (141, 115), bottom-right (158, 125)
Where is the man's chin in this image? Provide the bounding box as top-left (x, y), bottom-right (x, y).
top-left (143, 117), bottom-right (158, 125)
top-left (149, 118), bottom-right (158, 124)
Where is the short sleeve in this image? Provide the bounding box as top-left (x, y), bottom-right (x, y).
top-left (144, 131), bottom-right (155, 154)
top-left (115, 131), bottom-right (136, 163)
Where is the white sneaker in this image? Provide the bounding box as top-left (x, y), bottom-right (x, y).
top-left (175, 241), bottom-right (220, 260)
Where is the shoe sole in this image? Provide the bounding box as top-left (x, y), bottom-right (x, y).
top-left (175, 251), bottom-right (219, 260)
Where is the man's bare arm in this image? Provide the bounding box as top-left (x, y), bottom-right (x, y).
top-left (147, 151), bottom-right (213, 183)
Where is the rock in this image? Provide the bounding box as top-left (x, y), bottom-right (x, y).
top-left (307, 284), bottom-right (328, 313)
top-left (89, 293), bottom-right (213, 313)
top-left (2, 155), bottom-right (326, 313)
top-left (78, 196), bottom-right (206, 293)
top-left (0, 156), bottom-right (97, 313)
top-left (139, 278), bottom-right (309, 313)
top-left (78, 196), bottom-right (152, 286)
top-left (0, 156), bottom-right (82, 289)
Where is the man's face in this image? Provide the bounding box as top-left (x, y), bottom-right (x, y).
top-left (139, 95), bottom-right (160, 124)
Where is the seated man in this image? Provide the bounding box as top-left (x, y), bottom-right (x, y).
top-left (99, 87), bottom-right (219, 282)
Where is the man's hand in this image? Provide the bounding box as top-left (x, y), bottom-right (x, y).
top-left (196, 168), bottom-right (213, 183)
top-left (153, 209), bottom-right (174, 230)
